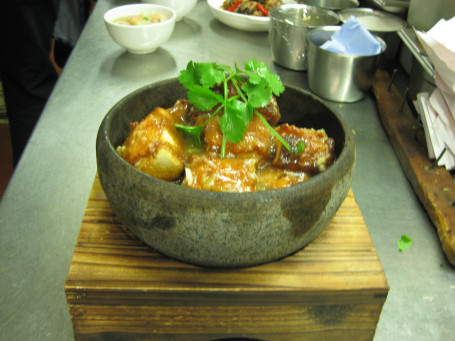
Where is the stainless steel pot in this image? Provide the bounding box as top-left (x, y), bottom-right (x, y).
top-left (363, 0), bottom-right (409, 16)
top-left (269, 4), bottom-right (340, 71)
top-left (308, 26), bottom-right (386, 102)
top-left (296, 0), bottom-right (359, 11)
top-left (407, 0), bottom-right (455, 31)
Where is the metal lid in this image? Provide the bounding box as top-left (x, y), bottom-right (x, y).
top-left (338, 7), bottom-right (406, 32)
top-left (297, 0), bottom-right (359, 11)
top-left (269, 4), bottom-right (340, 28)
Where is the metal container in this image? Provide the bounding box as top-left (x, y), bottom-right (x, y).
top-left (269, 4), bottom-right (339, 71)
top-left (363, 0), bottom-right (409, 16)
top-left (296, 0), bottom-right (359, 11)
top-left (308, 26), bottom-right (386, 102)
top-left (407, 0), bottom-right (455, 31)
top-left (398, 28), bottom-right (436, 106)
top-left (338, 8), bottom-right (406, 60)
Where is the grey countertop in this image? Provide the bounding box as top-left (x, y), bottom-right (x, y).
top-left (0, 1), bottom-right (453, 340)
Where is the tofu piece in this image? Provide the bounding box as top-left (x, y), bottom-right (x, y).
top-left (118, 107), bottom-right (186, 181)
top-left (183, 154), bottom-right (258, 192)
top-left (257, 167), bottom-right (310, 190)
top-left (203, 115), bottom-right (276, 164)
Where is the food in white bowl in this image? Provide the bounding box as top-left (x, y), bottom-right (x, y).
top-left (142, 0), bottom-right (197, 21)
top-left (104, 4), bottom-right (176, 54)
top-left (208, 0), bottom-right (296, 32)
top-left (113, 12), bottom-right (168, 25)
top-left (220, 0), bottom-right (283, 16)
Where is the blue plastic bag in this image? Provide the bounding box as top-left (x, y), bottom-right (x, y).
top-left (321, 17), bottom-right (382, 56)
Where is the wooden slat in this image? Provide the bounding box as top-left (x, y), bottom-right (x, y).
top-left (372, 70), bottom-right (455, 265)
top-left (65, 175), bottom-right (388, 340)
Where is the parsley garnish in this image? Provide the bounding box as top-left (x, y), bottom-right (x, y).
top-left (176, 60), bottom-right (291, 157)
top-left (398, 234), bottom-right (412, 252)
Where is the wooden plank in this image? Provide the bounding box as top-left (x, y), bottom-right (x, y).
top-left (65, 175), bottom-right (388, 340)
top-left (372, 70), bottom-right (455, 265)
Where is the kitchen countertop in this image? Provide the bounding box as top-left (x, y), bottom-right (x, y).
top-left (0, 1), bottom-right (453, 340)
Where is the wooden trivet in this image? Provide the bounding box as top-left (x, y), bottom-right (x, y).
top-left (65, 175), bottom-right (388, 340)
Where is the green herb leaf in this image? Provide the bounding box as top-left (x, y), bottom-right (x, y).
top-left (220, 99), bottom-right (253, 144)
top-left (176, 59), bottom-right (289, 157)
top-left (187, 85), bottom-right (223, 111)
top-left (178, 61), bottom-right (198, 89)
top-left (398, 234), bottom-right (412, 252)
top-left (179, 62), bottom-right (225, 89)
top-left (175, 124), bottom-right (204, 146)
top-left (195, 62), bottom-right (225, 89)
top-left (243, 59), bottom-right (285, 96)
top-left (296, 140), bottom-right (306, 154)
top-left (267, 72), bottom-right (286, 96)
top-left (241, 78), bottom-right (273, 108)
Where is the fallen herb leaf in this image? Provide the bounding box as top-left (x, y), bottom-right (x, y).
top-left (398, 234), bottom-right (412, 252)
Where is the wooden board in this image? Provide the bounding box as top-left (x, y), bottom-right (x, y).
top-left (65, 175), bottom-right (389, 341)
top-left (372, 70), bottom-right (455, 265)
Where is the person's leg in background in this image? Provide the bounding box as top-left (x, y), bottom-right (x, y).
top-left (0, 0), bottom-right (59, 165)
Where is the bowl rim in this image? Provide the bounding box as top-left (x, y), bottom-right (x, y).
top-left (98, 78), bottom-right (355, 201)
top-left (338, 7), bottom-right (406, 32)
top-left (104, 3), bottom-right (177, 27)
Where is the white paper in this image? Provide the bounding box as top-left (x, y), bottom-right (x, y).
top-left (429, 87), bottom-right (451, 126)
top-left (425, 17), bottom-right (455, 53)
top-left (435, 73), bottom-right (455, 119)
top-left (414, 93), bottom-right (436, 159)
top-left (414, 17), bottom-right (455, 170)
top-left (416, 18), bottom-right (455, 92)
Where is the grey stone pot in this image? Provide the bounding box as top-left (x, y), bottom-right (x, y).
top-left (96, 78), bottom-right (356, 268)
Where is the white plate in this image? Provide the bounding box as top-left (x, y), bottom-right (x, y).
top-left (207, 0), bottom-right (296, 32)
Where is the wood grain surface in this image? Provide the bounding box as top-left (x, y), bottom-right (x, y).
top-left (65, 175), bottom-right (388, 341)
top-left (372, 70), bottom-right (455, 265)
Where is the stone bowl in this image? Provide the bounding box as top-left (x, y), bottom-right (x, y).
top-left (96, 78), bottom-right (356, 268)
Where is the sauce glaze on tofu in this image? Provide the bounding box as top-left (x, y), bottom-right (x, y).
top-left (117, 96), bottom-right (335, 192)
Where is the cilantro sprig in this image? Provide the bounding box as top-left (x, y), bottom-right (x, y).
top-left (176, 60), bottom-right (291, 157)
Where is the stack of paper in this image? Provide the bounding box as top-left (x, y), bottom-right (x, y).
top-left (413, 17), bottom-right (455, 170)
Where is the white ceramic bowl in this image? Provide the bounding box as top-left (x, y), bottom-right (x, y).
top-left (104, 4), bottom-right (176, 54)
top-left (208, 0), bottom-right (270, 32)
top-left (142, 0), bottom-right (197, 21)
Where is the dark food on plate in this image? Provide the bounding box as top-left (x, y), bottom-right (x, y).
top-left (117, 60), bottom-right (335, 192)
top-left (221, 0), bottom-right (283, 16)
